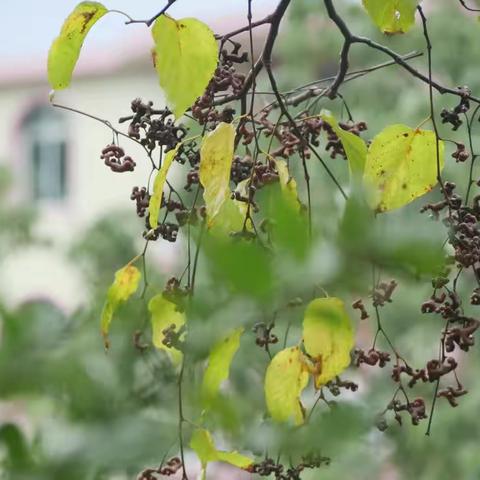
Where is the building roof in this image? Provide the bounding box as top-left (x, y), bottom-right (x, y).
top-left (0, 9), bottom-right (271, 88)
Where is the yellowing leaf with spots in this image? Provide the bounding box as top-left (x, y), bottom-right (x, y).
top-left (302, 297), bottom-right (354, 388)
top-left (200, 122), bottom-right (236, 225)
top-left (149, 294), bottom-right (186, 363)
top-left (149, 146), bottom-right (179, 229)
top-left (320, 111), bottom-right (367, 176)
top-left (152, 15), bottom-right (218, 118)
top-left (48, 2), bottom-right (108, 90)
top-left (264, 347), bottom-right (309, 425)
top-left (100, 264), bottom-right (141, 348)
top-left (275, 159), bottom-right (301, 209)
top-left (363, 124), bottom-right (444, 213)
top-left (190, 428), bottom-right (253, 480)
top-left (202, 327), bottom-right (243, 407)
top-left (362, 0), bottom-right (418, 34)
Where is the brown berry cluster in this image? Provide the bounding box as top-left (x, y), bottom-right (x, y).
top-left (352, 299), bottom-right (369, 320)
top-left (372, 280), bottom-right (397, 307)
top-left (325, 376), bottom-right (358, 396)
top-left (437, 384), bottom-right (467, 407)
top-left (452, 142), bottom-right (469, 163)
top-left (324, 120), bottom-right (367, 160)
top-left (192, 42), bottom-right (248, 125)
top-left (231, 155), bottom-right (253, 184)
top-left (354, 348), bottom-right (391, 367)
top-left (387, 397), bottom-right (427, 426)
top-left (440, 86), bottom-right (471, 131)
top-left (175, 141), bottom-right (200, 167)
top-left (137, 457), bottom-right (182, 480)
top-left (130, 186), bottom-right (150, 217)
top-left (144, 220), bottom-right (179, 242)
top-left (101, 144), bottom-right (136, 172)
top-left (422, 180), bottom-right (480, 294)
top-left (120, 98), bottom-right (187, 153)
top-left (163, 277), bottom-right (189, 304)
top-left (248, 454), bottom-right (330, 479)
top-left (252, 322), bottom-right (278, 349)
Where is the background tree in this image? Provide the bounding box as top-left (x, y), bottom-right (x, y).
top-left (2, 1), bottom-right (480, 479)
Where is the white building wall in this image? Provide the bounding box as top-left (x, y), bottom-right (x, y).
top-left (0, 63), bottom-right (181, 312)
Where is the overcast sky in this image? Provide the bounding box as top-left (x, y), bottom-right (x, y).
top-left (1, 0), bottom-right (277, 61)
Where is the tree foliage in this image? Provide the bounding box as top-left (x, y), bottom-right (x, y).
top-left (4, 0), bottom-right (480, 478)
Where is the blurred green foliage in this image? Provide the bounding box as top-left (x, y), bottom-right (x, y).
top-left (2, 2), bottom-right (480, 479)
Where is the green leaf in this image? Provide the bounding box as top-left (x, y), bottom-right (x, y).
top-left (320, 111), bottom-right (367, 176)
top-left (149, 146), bottom-right (179, 229)
top-left (48, 2), bottom-right (108, 90)
top-left (264, 346), bottom-right (309, 425)
top-left (0, 424), bottom-right (31, 468)
top-left (275, 159), bottom-right (301, 209)
top-left (362, 0), bottom-right (418, 34)
top-left (100, 264), bottom-right (141, 348)
top-left (209, 197), bottom-right (247, 236)
top-left (363, 124), bottom-right (444, 213)
top-left (302, 297), bottom-right (354, 388)
top-left (258, 183), bottom-right (309, 260)
top-left (200, 122), bottom-right (236, 226)
top-left (208, 177), bottom-right (252, 237)
top-left (208, 178), bottom-right (254, 236)
top-left (190, 428), bottom-right (253, 480)
top-left (216, 451), bottom-right (253, 469)
top-left (149, 294), bottom-right (186, 363)
top-left (203, 235), bottom-right (273, 300)
top-left (152, 15), bottom-right (218, 118)
top-left (202, 327), bottom-right (243, 407)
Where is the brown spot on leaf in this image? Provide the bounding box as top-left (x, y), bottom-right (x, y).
top-left (151, 49), bottom-right (157, 68)
top-left (79, 11), bottom-right (96, 33)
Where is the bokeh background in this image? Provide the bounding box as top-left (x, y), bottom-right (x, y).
top-left (1, 1), bottom-right (480, 479)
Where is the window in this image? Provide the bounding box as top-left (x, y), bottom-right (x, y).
top-left (22, 106), bottom-right (68, 201)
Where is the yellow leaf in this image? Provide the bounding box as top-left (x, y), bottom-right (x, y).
top-left (264, 347), bottom-right (309, 425)
top-left (149, 146), bottom-right (179, 229)
top-left (199, 122), bottom-right (236, 225)
top-left (362, 0), bottom-right (418, 34)
top-left (100, 264), bottom-right (141, 348)
top-left (202, 328), bottom-right (243, 407)
top-left (190, 429), bottom-right (217, 467)
top-left (274, 159), bottom-right (301, 209)
top-left (149, 294), bottom-right (186, 363)
top-left (234, 178), bottom-right (250, 218)
top-left (302, 297), bottom-right (354, 388)
top-left (48, 2), bottom-right (108, 90)
top-left (320, 111), bottom-right (367, 176)
top-left (211, 179), bottom-right (253, 234)
top-left (363, 124), bottom-right (444, 213)
top-left (209, 197), bottom-right (247, 237)
top-left (152, 15), bottom-right (218, 118)
top-left (190, 428), bottom-right (252, 480)
top-left (216, 451), bottom-right (253, 469)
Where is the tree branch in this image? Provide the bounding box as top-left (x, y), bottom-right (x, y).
top-left (261, 0), bottom-right (347, 201)
top-left (213, 0), bottom-right (290, 107)
top-left (458, 0), bottom-right (480, 12)
top-left (323, 0), bottom-right (480, 103)
top-left (125, 0), bottom-right (177, 26)
top-left (214, 15), bottom-right (273, 41)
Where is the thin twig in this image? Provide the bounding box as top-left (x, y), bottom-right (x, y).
top-left (322, 0), bottom-right (480, 104)
top-left (125, 0), bottom-right (177, 26)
